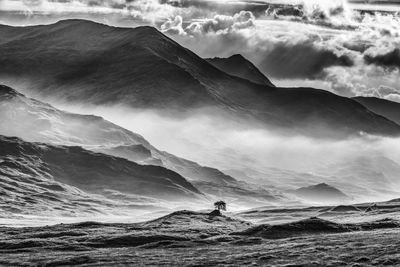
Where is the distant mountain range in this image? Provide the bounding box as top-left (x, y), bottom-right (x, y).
top-left (1, 19), bottom-right (400, 138)
top-left (317, 155), bottom-right (400, 197)
top-left (0, 135), bottom-right (202, 215)
top-left (0, 84), bottom-right (281, 211)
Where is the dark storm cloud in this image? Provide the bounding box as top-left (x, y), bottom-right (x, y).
top-left (364, 48), bottom-right (400, 69)
top-left (258, 40), bottom-right (354, 79)
top-left (342, 41), bottom-right (372, 53)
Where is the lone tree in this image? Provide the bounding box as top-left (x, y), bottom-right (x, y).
top-left (214, 200), bottom-right (226, 212)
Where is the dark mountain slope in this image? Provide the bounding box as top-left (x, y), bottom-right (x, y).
top-left (0, 135), bottom-right (202, 201)
top-left (206, 54), bottom-right (275, 86)
top-left (0, 20), bottom-right (399, 137)
top-left (260, 87), bottom-right (400, 137)
top-left (0, 20), bottom-right (220, 109)
top-left (353, 96), bottom-right (400, 125)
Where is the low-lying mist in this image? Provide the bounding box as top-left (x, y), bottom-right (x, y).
top-left (58, 103), bottom-right (400, 203)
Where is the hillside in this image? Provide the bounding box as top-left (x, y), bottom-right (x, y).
top-left (353, 96), bottom-right (400, 125)
top-left (0, 135), bottom-right (203, 216)
top-left (0, 20), bottom-right (399, 137)
top-left (0, 84), bottom-right (280, 205)
top-left (1, 209), bottom-right (400, 266)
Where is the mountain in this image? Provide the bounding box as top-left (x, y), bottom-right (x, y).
top-left (0, 20), bottom-right (400, 137)
top-left (206, 54), bottom-right (275, 87)
top-left (0, 85), bottom-right (150, 147)
top-left (353, 96), bottom-right (400, 125)
top-left (317, 155), bottom-right (400, 198)
top-left (0, 84), bottom-right (280, 205)
top-left (0, 134), bottom-right (203, 216)
top-left (290, 183), bottom-right (350, 204)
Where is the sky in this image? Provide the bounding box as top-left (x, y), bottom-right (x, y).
top-left (1, 0), bottom-right (400, 102)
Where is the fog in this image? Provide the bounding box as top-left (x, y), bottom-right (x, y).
top-left (2, 79), bottom-right (400, 219)
top-left (56, 103), bottom-right (400, 203)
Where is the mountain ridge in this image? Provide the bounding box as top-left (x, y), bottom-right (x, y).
top-left (0, 134), bottom-right (208, 216)
top-left (0, 135), bottom-right (203, 198)
top-left (353, 96), bottom-right (400, 125)
top-left (0, 19), bottom-right (400, 138)
top-left (206, 54), bottom-right (275, 87)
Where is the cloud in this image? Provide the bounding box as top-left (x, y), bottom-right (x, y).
top-left (163, 12), bottom-right (355, 80)
top-left (161, 0), bottom-right (270, 17)
top-left (266, 0), bottom-right (358, 31)
top-left (258, 40), bottom-right (354, 79)
top-left (59, 103), bottom-right (400, 202)
top-left (364, 48), bottom-right (400, 69)
top-left (384, 93), bottom-right (400, 103)
top-left (160, 15), bottom-right (185, 35)
top-left (0, 0), bottom-right (178, 23)
top-left (188, 10), bottom-right (255, 34)
top-left (161, 11), bottom-right (255, 36)
top-left (157, 2), bottom-right (400, 99)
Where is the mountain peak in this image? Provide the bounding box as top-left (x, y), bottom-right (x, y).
top-left (50, 19), bottom-right (110, 31)
top-left (52, 19), bottom-right (161, 33)
top-left (206, 54), bottom-right (275, 87)
top-left (52, 19), bottom-right (163, 39)
top-left (297, 183), bottom-right (345, 193)
top-left (228, 54), bottom-right (247, 61)
top-left (45, 20), bottom-right (167, 50)
top-left (52, 19), bottom-right (119, 29)
top-left (313, 183), bottom-right (331, 188)
top-left (291, 183), bottom-right (350, 204)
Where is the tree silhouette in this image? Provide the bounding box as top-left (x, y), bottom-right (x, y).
top-left (214, 200), bottom-right (226, 212)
